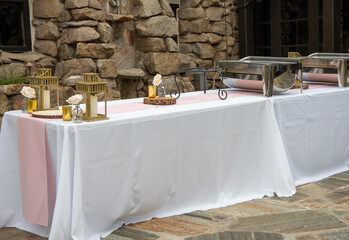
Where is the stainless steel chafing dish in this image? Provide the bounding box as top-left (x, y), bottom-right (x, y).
top-left (300, 53), bottom-right (349, 87)
top-left (217, 56), bottom-right (302, 97)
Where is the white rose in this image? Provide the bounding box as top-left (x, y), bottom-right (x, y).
top-left (67, 94), bottom-right (83, 105)
top-left (152, 74), bottom-right (162, 86)
top-left (20, 86), bottom-right (36, 99)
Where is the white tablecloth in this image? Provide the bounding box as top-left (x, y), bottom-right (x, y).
top-left (0, 93), bottom-right (295, 240)
top-left (271, 86), bottom-right (349, 185)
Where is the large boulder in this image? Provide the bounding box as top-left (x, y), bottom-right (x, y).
top-left (61, 27), bottom-right (100, 44)
top-left (178, 53), bottom-right (197, 69)
top-left (144, 52), bottom-right (179, 75)
top-left (58, 20), bottom-right (98, 28)
top-left (214, 41), bottom-right (227, 51)
top-left (165, 38), bottom-right (178, 52)
top-left (160, 0), bottom-right (174, 17)
top-left (62, 75), bottom-right (82, 87)
top-left (33, 0), bottom-right (64, 18)
top-left (58, 10), bottom-right (73, 22)
top-left (34, 40), bottom-right (58, 57)
top-left (134, 0), bottom-right (162, 18)
top-left (98, 23), bottom-right (113, 43)
top-left (36, 56), bottom-right (57, 69)
top-left (3, 84), bottom-right (27, 96)
top-left (9, 94), bottom-right (25, 111)
top-left (178, 43), bottom-right (193, 53)
top-left (206, 33), bottom-right (222, 44)
top-left (179, 7), bottom-right (205, 20)
top-left (136, 16), bottom-right (178, 37)
top-left (65, 0), bottom-right (88, 9)
top-left (96, 59), bottom-right (118, 78)
top-left (135, 38), bottom-right (166, 52)
top-left (161, 75), bottom-right (184, 94)
top-left (116, 68), bottom-right (145, 79)
top-left (55, 58), bottom-right (97, 81)
top-left (112, 45), bottom-right (136, 69)
top-left (208, 22), bottom-right (233, 36)
top-left (76, 43), bottom-right (116, 59)
top-left (51, 86), bottom-right (75, 106)
top-left (190, 18), bottom-right (210, 33)
top-left (202, 0), bottom-right (222, 7)
top-left (179, 20), bottom-right (190, 35)
top-left (1, 52), bottom-right (46, 63)
top-left (71, 8), bottom-right (106, 21)
top-left (59, 44), bottom-right (75, 61)
top-left (205, 7), bottom-right (224, 21)
top-left (180, 0), bottom-right (202, 9)
top-left (0, 93), bottom-right (8, 115)
top-left (179, 33), bottom-right (207, 43)
top-left (192, 43), bottom-right (215, 59)
top-left (89, 0), bottom-right (103, 10)
top-left (35, 22), bottom-right (60, 40)
top-left (0, 63), bottom-right (26, 79)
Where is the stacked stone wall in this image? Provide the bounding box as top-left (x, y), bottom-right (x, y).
top-left (178, 0), bottom-right (238, 89)
top-left (0, 0), bottom-right (239, 127)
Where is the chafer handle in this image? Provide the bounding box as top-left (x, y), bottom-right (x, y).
top-left (339, 59), bottom-right (348, 88)
top-left (298, 68), bottom-right (304, 94)
top-left (262, 65), bottom-right (273, 97)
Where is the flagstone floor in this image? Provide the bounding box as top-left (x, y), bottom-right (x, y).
top-left (2, 171), bottom-right (349, 240)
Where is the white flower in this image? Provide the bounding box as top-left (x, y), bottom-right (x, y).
top-left (152, 74), bottom-right (162, 86)
top-left (20, 86), bottom-right (36, 99)
top-left (67, 94), bottom-right (83, 105)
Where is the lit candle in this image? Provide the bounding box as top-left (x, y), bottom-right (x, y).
top-left (43, 89), bottom-right (50, 109)
top-left (90, 95), bottom-right (98, 118)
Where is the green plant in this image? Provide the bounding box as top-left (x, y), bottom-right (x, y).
top-left (0, 63), bottom-right (28, 85)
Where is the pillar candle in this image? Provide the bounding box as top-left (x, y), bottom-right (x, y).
top-left (43, 90), bottom-right (50, 109)
top-left (90, 95), bottom-right (98, 118)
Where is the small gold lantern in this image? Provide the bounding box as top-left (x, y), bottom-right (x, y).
top-left (29, 68), bottom-right (59, 110)
top-left (76, 73), bottom-right (108, 122)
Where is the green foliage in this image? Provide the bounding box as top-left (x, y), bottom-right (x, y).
top-left (0, 63), bottom-right (28, 85)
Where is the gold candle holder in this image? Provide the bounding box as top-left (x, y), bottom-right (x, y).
top-left (76, 73), bottom-right (108, 122)
top-left (27, 100), bottom-right (37, 114)
top-left (29, 68), bottom-right (59, 111)
top-left (148, 85), bottom-right (156, 98)
top-left (62, 106), bottom-right (72, 121)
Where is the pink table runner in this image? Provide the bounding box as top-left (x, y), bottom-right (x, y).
top-left (17, 115), bottom-right (56, 226)
top-left (103, 90), bottom-right (261, 114)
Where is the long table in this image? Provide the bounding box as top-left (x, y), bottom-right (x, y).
top-left (1, 85), bottom-right (349, 240)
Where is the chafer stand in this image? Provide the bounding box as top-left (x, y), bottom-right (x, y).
top-left (172, 67), bottom-right (224, 99)
top-left (216, 56), bottom-right (303, 98)
top-left (301, 53), bottom-right (349, 88)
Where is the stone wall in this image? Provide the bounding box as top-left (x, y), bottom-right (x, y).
top-left (0, 0), bottom-right (239, 127)
top-left (178, 0), bottom-right (238, 88)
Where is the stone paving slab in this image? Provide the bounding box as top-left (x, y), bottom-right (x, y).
top-left (2, 171), bottom-right (349, 239)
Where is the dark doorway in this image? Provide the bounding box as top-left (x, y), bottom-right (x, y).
top-left (239, 0), bottom-right (348, 57)
top-left (0, 0), bottom-right (31, 52)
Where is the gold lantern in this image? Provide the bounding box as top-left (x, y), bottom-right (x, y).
top-left (29, 68), bottom-right (59, 110)
top-left (76, 73), bottom-right (108, 122)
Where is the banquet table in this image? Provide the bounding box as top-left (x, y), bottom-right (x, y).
top-left (0, 91), bottom-right (296, 240)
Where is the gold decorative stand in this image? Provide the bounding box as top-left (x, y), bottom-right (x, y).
top-left (29, 68), bottom-right (59, 110)
top-left (76, 73), bottom-right (108, 122)
top-left (143, 97), bottom-right (176, 105)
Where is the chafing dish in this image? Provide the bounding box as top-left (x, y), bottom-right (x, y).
top-left (300, 53), bottom-right (349, 87)
top-left (217, 56), bottom-right (302, 97)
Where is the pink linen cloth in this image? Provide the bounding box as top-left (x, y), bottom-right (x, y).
top-left (103, 85), bottom-right (331, 114)
top-left (103, 90), bottom-right (261, 114)
top-left (17, 115), bottom-right (56, 226)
